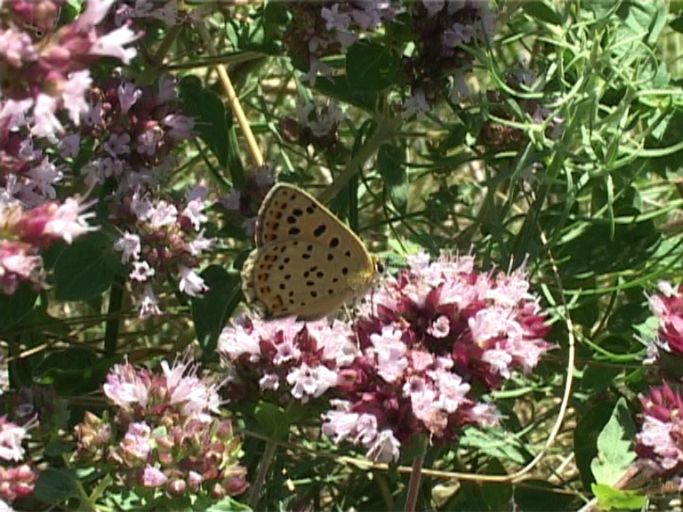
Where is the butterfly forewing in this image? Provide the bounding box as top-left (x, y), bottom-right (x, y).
top-left (242, 239), bottom-right (375, 320)
top-left (256, 184), bottom-right (372, 261)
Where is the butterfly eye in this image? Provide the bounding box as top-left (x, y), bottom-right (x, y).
top-left (375, 260), bottom-right (385, 274)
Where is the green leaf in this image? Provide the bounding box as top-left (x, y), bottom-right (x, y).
top-left (592, 483), bottom-right (646, 511)
top-left (254, 402), bottom-right (291, 440)
top-left (346, 40), bottom-right (399, 91)
top-left (54, 232), bottom-right (121, 301)
top-left (0, 285), bottom-right (37, 333)
top-left (191, 266), bottom-right (242, 361)
top-left (60, 0), bottom-right (83, 22)
top-left (575, 400), bottom-right (617, 489)
top-left (34, 347), bottom-right (112, 395)
top-left (179, 76), bottom-right (231, 167)
top-left (34, 468), bottom-right (81, 505)
top-left (199, 496), bottom-right (252, 511)
top-left (459, 427), bottom-right (528, 465)
top-left (671, 15), bottom-right (683, 33)
top-left (314, 76), bottom-right (379, 113)
top-left (590, 398), bottom-right (636, 486)
top-left (513, 480), bottom-right (578, 511)
top-left (522, 1), bottom-right (561, 24)
top-left (481, 459), bottom-right (512, 510)
top-left (377, 143), bottom-right (408, 214)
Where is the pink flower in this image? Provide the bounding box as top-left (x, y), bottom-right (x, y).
top-left (142, 465), bottom-right (167, 488)
top-left (161, 358), bottom-right (220, 420)
top-left (0, 418), bottom-right (29, 462)
top-left (648, 281), bottom-right (683, 357)
top-left (13, 198), bottom-right (93, 246)
top-left (120, 422), bottom-right (152, 462)
top-left (117, 81), bottom-right (142, 114)
top-left (637, 382), bottom-right (683, 474)
top-left (103, 361), bottom-right (151, 409)
top-left (0, 28), bottom-right (37, 67)
top-left (0, 241), bottom-right (42, 294)
top-left (323, 252), bottom-right (553, 461)
top-left (219, 316), bottom-right (356, 403)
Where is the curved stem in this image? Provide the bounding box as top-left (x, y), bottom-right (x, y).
top-left (247, 439), bottom-right (278, 508)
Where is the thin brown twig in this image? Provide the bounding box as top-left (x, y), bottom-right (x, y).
top-left (195, 20), bottom-right (264, 167)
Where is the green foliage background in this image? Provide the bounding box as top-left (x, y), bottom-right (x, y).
top-left (5, 0), bottom-right (683, 510)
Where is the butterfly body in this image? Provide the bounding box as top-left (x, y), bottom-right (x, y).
top-left (241, 183), bottom-right (378, 320)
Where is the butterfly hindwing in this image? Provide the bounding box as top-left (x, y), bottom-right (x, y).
top-left (241, 239), bottom-right (375, 320)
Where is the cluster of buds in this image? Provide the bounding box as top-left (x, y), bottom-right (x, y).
top-left (478, 67), bottom-right (564, 151)
top-left (218, 316), bottom-right (357, 404)
top-left (280, 99), bottom-right (344, 151)
top-left (282, 1), bottom-right (396, 84)
top-left (73, 357), bottom-right (249, 502)
top-left (402, 0), bottom-right (496, 113)
top-left (112, 0), bottom-right (178, 28)
top-left (113, 185), bottom-right (213, 317)
top-left (0, 416), bottom-right (38, 505)
top-left (219, 165), bottom-right (275, 237)
top-left (0, 0), bottom-right (138, 140)
top-left (0, 196), bottom-right (93, 294)
top-left (322, 253), bottom-right (553, 462)
top-left (80, 76), bottom-right (193, 192)
top-left (3, 0), bottom-right (65, 35)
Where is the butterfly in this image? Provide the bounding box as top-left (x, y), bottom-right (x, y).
top-left (241, 183), bottom-right (381, 320)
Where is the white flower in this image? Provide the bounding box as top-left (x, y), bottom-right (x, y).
top-left (401, 90), bottom-right (430, 119)
top-left (130, 261), bottom-right (155, 282)
top-left (114, 232), bottom-right (141, 263)
top-left (139, 284), bottom-right (161, 317)
top-left (365, 429), bottom-right (401, 462)
top-left (286, 363), bottom-right (339, 402)
top-left (62, 70), bottom-right (92, 125)
top-left (178, 266), bottom-right (208, 296)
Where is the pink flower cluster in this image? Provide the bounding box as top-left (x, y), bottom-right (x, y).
top-left (221, 253), bottom-right (552, 463)
top-left (0, 0), bottom-right (137, 140)
top-left (648, 281), bottom-right (683, 358)
top-left (321, 253), bottom-right (553, 461)
top-left (218, 316), bottom-right (358, 404)
top-left (0, 196), bottom-right (92, 294)
top-left (283, 1), bottom-right (396, 84)
top-left (402, 0), bottom-right (496, 115)
top-left (636, 382), bottom-right (683, 482)
top-left (74, 357), bottom-right (249, 501)
top-left (113, 185), bottom-right (213, 317)
top-left (0, 416), bottom-right (37, 505)
top-left (79, 76), bottom-right (193, 192)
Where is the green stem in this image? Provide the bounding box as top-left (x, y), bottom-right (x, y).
top-left (404, 437), bottom-right (428, 512)
top-left (247, 439), bottom-right (278, 508)
top-left (319, 116), bottom-right (401, 203)
top-left (104, 276), bottom-right (125, 356)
